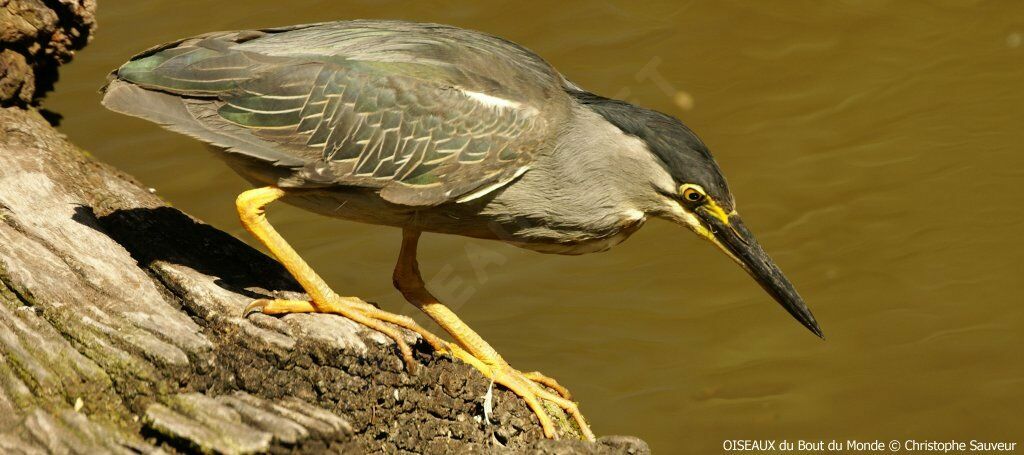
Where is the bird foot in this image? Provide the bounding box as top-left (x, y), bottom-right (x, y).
top-left (243, 295), bottom-right (449, 373)
top-left (243, 296), bottom-right (593, 440)
top-left (445, 346), bottom-right (595, 441)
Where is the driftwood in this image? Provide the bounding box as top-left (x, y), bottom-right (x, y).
top-left (0, 1), bottom-right (649, 453)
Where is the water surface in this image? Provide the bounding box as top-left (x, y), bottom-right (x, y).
top-left (48, 1), bottom-right (1024, 452)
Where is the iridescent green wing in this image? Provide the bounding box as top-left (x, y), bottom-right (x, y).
top-left (112, 21), bottom-right (566, 206)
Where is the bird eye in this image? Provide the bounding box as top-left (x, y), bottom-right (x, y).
top-left (682, 187), bottom-right (705, 203)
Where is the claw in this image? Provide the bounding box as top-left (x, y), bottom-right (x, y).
top-left (483, 364), bottom-right (593, 441)
top-left (242, 299), bottom-right (270, 318)
top-left (448, 344), bottom-right (593, 441)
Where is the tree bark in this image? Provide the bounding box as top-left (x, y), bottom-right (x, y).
top-left (0, 2), bottom-right (649, 454)
top-left (1, 0), bottom-right (96, 107)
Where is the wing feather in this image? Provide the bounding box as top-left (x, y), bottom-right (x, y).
top-left (104, 20), bottom-right (571, 205)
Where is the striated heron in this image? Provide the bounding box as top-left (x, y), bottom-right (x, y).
top-left (102, 20), bottom-right (822, 440)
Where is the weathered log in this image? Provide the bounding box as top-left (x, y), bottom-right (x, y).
top-left (0, 93), bottom-right (649, 455)
top-left (0, 1), bottom-right (650, 453)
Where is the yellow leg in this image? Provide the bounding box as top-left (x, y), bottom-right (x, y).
top-left (236, 187), bottom-right (447, 373)
top-left (393, 229), bottom-right (595, 441)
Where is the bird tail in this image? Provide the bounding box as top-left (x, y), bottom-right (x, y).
top-left (100, 78), bottom-right (306, 169)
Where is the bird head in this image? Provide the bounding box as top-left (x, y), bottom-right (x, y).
top-left (576, 92), bottom-right (822, 338)
top-left (653, 130), bottom-right (822, 338)
top-left (652, 175), bottom-right (823, 339)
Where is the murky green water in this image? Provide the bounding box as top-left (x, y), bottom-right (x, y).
top-left (47, 1), bottom-right (1023, 452)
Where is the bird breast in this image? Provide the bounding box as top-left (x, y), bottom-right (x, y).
top-left (508, 209), bottom-right (647, 255)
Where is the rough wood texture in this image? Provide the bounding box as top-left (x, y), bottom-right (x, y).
top-left (0, 106), bottom-right (651, 453)
top-left (0, 2), bottom-right (650, 452)
top-left (0, 0), bottom-right (96, 107)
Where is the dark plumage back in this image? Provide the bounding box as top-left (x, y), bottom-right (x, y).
top-left (570, 91), bottom-right (734, 210)
top-left (101, 20), bottom-right (567, 207)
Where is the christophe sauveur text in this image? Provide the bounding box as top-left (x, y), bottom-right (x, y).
top-left (723, 438), bottom-right (1018, 452)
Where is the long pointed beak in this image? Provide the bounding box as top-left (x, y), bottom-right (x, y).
top-left (695, 207), bottom-right (823, 338)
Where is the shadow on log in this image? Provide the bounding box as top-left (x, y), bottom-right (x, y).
top-left (0, 1), bottom-right (649, 454)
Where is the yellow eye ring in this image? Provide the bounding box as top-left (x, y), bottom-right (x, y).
top-left (681, 186), bottom-right (706, 203)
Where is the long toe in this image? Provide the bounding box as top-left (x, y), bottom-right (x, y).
top-left (447, 346), bottom-right (594, 441)
top-left (493, 365), bottom-right (594, 441)
top-left (243, 296), bottom-right (447, 374)
top-left (243, 298), bottom-right (315, 317)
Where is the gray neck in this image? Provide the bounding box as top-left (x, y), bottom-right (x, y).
top-left (543, 103), bottom-right (674, 215)
top-left (478, 103), bottom-right (672, 252)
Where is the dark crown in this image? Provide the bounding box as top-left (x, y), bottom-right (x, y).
top-left (568, 90), bottom-right (733, 210)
